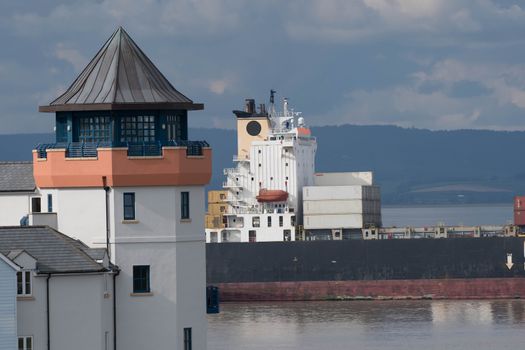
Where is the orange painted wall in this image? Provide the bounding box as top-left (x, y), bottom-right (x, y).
top-left (33, 147), bottom-right (212, 188)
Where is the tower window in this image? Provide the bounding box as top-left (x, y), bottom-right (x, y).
top-left (184, 328), bottom-right (192, 350)
top-left (279, 216), bottom-right (284, 227)
top-left (47, 194), bottom-right (53, 213)
top-left (120, 115), bottom-right (156, 143)
top-left (78, 116), bottom-right (111, 143)
top-left (133, 265), bottom-right (150, 293)
top-left (31, 197), bottom-right (41, 213)
top-left (123, 193), bottom-right (135, 220)
top-left (267, 216), bottom-right (272, 227)
top-left (181, 192), bottom-right (190, 219)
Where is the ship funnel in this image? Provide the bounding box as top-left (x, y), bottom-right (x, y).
top-left (245, 99), bottom-right (256, 114)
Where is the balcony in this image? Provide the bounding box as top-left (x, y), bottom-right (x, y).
top-left (33, 141), bottom-right (212, 188)
top-left (223, 181), bottom-right (242, 188)
top-left (36, 140), bottom-right (209, 159)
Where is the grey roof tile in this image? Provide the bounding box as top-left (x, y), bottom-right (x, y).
top-left (0, 226), bottom-right (108, 274)
top-left (40, 27), bottom-right (202, 112)
top-left (0, 162), bottom-right (35, 192)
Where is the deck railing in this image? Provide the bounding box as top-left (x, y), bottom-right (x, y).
top-left (35, 140), bottom-right (210, 158)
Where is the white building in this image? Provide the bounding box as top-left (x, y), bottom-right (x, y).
top-left (205, 94), bottom-right (381, 243)
top-left (0, 226), bottom-right (115, 350)
top-left (0, 27), bottom-right (211, 350)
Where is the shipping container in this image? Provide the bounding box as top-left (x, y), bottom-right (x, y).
top-left (304, 214), bottom-right (363, 229)
top-left (303, 185), bottom-right (380, 201)
top-left (208, 190), bottom-right (228, 204)
top-left (303, 199), bottom-right (381, 215)
top-left (515, 196), bottom-right (525, 211)
top-left (515, 209), bottom-right (525, 226)
top-left (208, 203), bottom-right (229, 216)
top-left (314, 171), bottom-right (373, 186)
top-left (206, 214), bottom-right (224, 229)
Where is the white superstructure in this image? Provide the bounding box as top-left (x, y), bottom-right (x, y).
top-left (206, 92), bottom-right (382, 243)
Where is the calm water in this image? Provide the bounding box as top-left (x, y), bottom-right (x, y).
top-left (208, 300), bottom-right (525, 350)
top-left (382, 204), bottom-right (513, 227)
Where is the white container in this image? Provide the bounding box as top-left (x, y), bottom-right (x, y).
top-left (304, 214), bottom-right (363, 229)
top-left (303, 186), bottom-right (363, 200)
top-left (303, 200), bottom-right (364, 215)
top-left (314, 172), bottom-right (373, 186)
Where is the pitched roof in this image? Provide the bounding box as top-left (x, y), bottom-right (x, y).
top-left (39, 27), bottom-right (203, 112)
top-left (0, 162), bottom-right (35, 192)
top-left (0, 226), bottom-right (109, 274)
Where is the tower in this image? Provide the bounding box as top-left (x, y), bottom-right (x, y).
top-left (34, 27), bottom-right (211, 350)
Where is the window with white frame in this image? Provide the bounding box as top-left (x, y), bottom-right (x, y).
top-left (17, 270), bottom-right (32, 296)
top-left (18, 336), bottom-right (32, 350)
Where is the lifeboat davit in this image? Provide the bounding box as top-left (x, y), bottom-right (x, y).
top-left (256, 189), bottom-right (289, 203)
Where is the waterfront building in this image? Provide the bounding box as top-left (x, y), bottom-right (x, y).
top-left (0, 226), bottom-right (114, 350)
top-left (0, 27), bottom-right (211, 350)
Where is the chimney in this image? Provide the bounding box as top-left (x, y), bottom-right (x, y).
top-left (245, 99), bottom-right (255, 114)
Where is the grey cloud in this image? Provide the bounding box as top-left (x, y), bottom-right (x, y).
top-left (0, 1), bottom-right (525, 133)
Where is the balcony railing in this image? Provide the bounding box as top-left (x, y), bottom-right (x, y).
top-left (36, 142), bottom-right (111, 158)
top-left (36, 140), bottom-right (210, 158)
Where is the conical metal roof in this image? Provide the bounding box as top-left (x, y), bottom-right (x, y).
top-left (39, 27), bottom-right (203, 112)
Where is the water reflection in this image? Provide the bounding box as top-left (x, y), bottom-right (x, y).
top-left (208, 300), bottom-right (525, 350)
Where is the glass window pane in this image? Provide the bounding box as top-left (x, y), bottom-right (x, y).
top-left (26, 338), bottom-right (32, 350)
top-left (25, 271), bottom-right (31, 295)
top-left (18, 338), bottom-right (23, 350)
top-left (17, 272), bottom-right (23, 294)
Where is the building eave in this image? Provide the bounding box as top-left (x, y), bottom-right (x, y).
top-left (39, 102), bottom-right (204, 113)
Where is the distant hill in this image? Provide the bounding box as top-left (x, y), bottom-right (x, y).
top-left (2, 125), bottom-right (523, 205)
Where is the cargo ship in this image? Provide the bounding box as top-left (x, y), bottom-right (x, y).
top-left (205, 92), bottom-right (525, 301)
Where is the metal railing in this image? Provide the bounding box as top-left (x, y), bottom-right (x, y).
top-left (35, 140), bottom-right (209, 158)
top-left (35, 142), bottom-right (110, 158)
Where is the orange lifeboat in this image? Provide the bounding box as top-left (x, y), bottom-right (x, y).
top-left (256, 189), bottom-right (288, 203)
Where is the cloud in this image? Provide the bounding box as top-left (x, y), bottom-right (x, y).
top-left (316, 58), bottom-right (525, 130)
top-left (54, 43), bottom-right (87, 71)
top-left (2, 1), bottom-right (525, 133)
top-left (208, 80), bottom-right (229, 95)
top-left (285, 0), bottom-right (524, 45)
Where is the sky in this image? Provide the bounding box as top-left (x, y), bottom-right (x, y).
top-left (1, 0), bottom-right (525, 133)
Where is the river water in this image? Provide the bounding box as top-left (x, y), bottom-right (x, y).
top-left (208, 300), bottom-right (525, 350)
top-left (382, 204), bottom-right (513, 227)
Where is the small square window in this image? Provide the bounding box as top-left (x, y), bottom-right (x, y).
top-left (133, 265), bottom-right (150, 293)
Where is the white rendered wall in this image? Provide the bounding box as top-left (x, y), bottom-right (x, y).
top-left (111, 186), bottom-right (207, 350)
top-left (39, 188), bottom-right (107, 248)
top-left (17, 275), bottom-right (46, 350)
top-left (48, 274), bottom-right (113, 350)
top-left (17, 273), bottom-right (112, 350)
top-left (0, 193), bottom-right (32, 226)
top-left (0, 258), bottom-right (16, 350)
